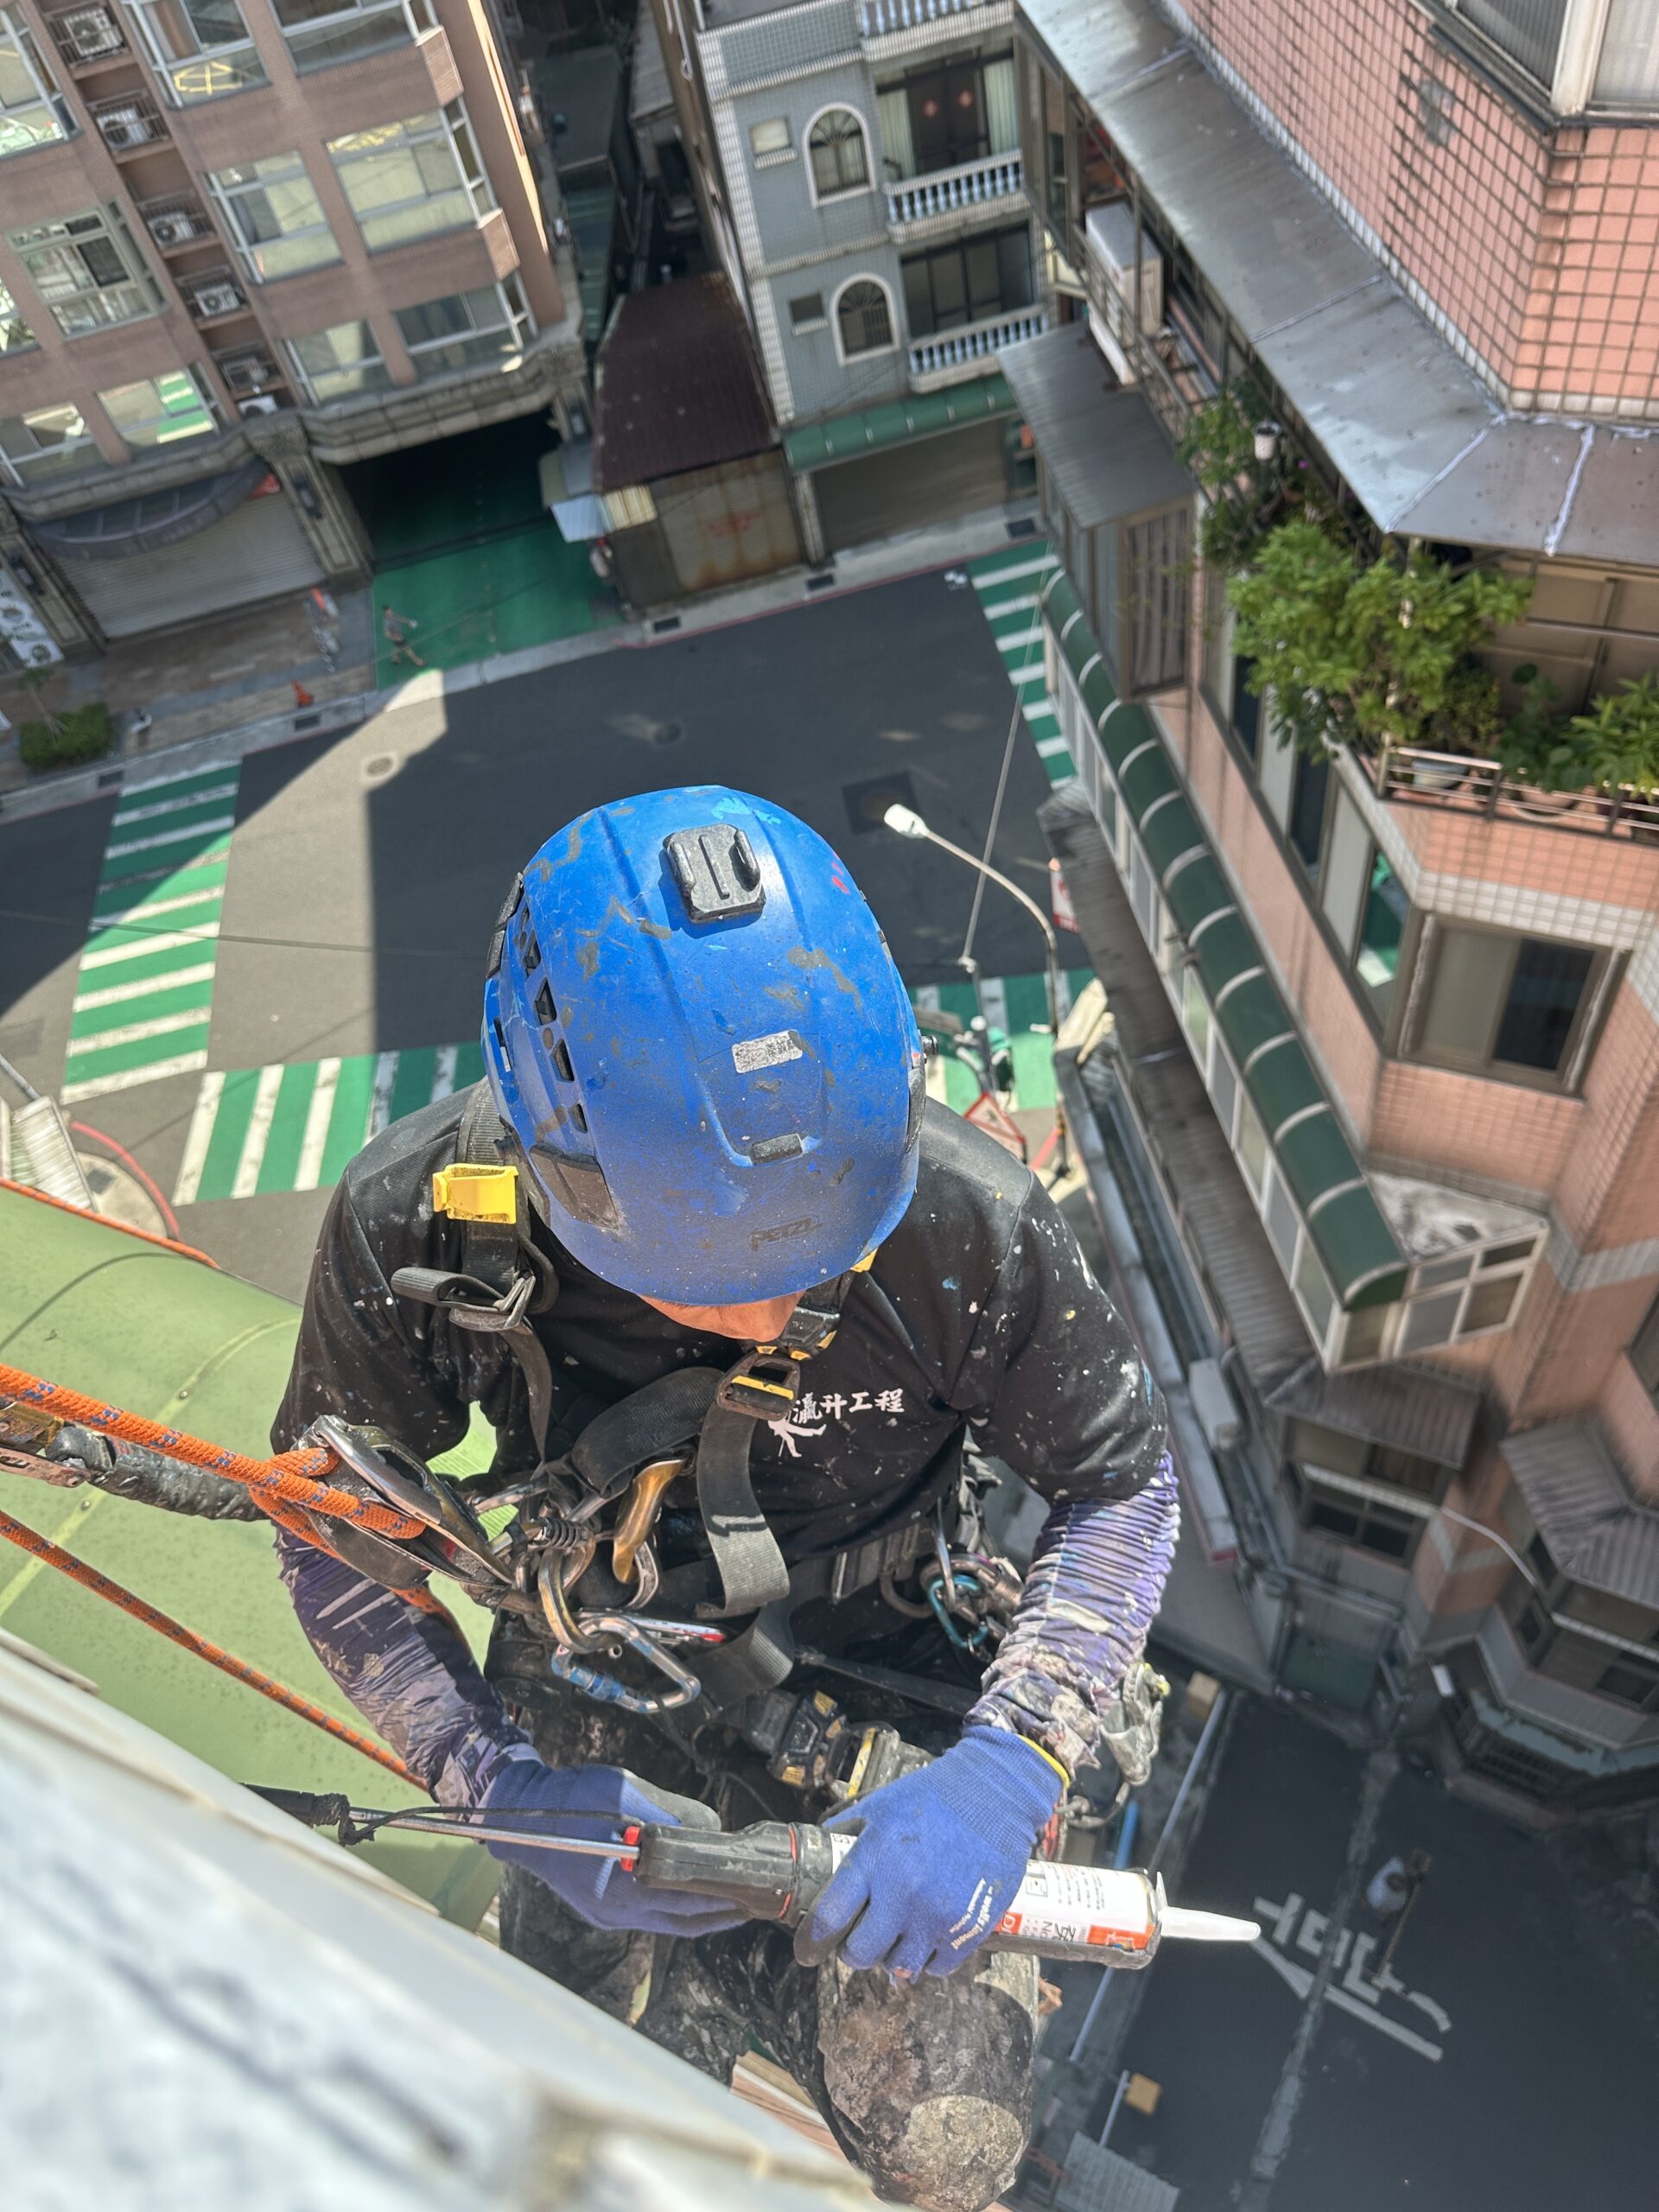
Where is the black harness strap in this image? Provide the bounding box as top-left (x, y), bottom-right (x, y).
top-left (692, 1403), bottom-right (793, 1620)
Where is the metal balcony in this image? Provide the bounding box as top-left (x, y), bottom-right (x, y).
top-left (178, 268), bottom-right (250, 326)
top-left (858, 0), bottom-right (1008, 36)
top-left (1370, 743), bottom-right (1659, 843)
top-left (908, 307), bottom-right (1045, 387)
top-left (887, 152), bottom-right (1022, 230)
top-left (89, 90), bottom-right (168, 155)
top-left (138, 193), bottom-right (219, 251)
top-left (212, 347), bottom-right (283, 397)
top-left (44, 3), bottom-right (129, 67)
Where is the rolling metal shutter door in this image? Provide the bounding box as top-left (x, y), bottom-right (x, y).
top-left (813, 420), bottom-right (1009, 554)
top-left (69, 490), bottom-right (323, 639)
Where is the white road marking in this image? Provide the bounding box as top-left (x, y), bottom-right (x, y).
top-left (1326, 1986), bottom-right (1443, 2062)
top-left (972, 556), bottom-right (1057, 590)
top-left (295, 1058), bottom-right (340, 1192)
top-left (431, 1042), bottom-right (459, 1101)
top-left (1035, 736), bottom-right (1071, 759)
top-left (94, 890), bottom-right (225, 929)
top-left (366, 1051), bottom-right (398, 1140)
top-left (80, 923), bottom-right (221, 969)
top-left (995, 626), bottom-right (1045, 653)
top-left (73, 963), bottom-right (218, 1012)
top-left (173, 1071), bottom-right (226, 1205)
top-left (104, 814), bottom-right (236, 860)
top-left (62, 1048), bottom-right (209, 1104)
top-left (112, 782), bottom-right (238, 828)
top-left (65, 1009), bottom-right (210, 1054)
top-left (232, 1063), bottom-right (285, 1198)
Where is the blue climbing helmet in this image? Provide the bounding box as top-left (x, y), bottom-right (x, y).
top-left (481, 787), bottom-right (925, 1303)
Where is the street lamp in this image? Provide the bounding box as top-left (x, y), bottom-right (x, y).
top-left (882, 804), bottom-right (1068, 1173)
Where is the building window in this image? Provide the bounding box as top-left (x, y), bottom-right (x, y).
top-left (788, 291), bottom-right (825, 333)
top-left (329, 105), bottom-right (493, 254)
top-left (1287, 751), bottom-right (1331, 879)
top-left (876, 50), bottom-right (1018, 181)
top-left (748, 117), bottom-right (790, 158)
top-left (1354, 851), bottom-right (1408, 1023)
top-left (208, 153), bottom-right (342, 282)
top-left (128, 0), bottom-right (266, 105)
top-left (1284, 1461), bottom-right (1422, 1564)
top-left (0, 276), bottom-right (34, 354)
top-left (287, 319), bottom-right (391, 403)
top-left (1446, 0), bottom-right (1569, 90)
top-left (394, 277), bottom-right (531, 378)
top-left (0, 402), bottom-right (99, 486)
top-left (1410, 925), bottom-right (1606, 1089)
top-left (99, 367), bottom-right (219, 448)
top-left (807, 108), bottom-right (869, 200)
top-left (0, 7), bottom-right (71, 157)
top-left (900, 224), bottom-right (1032, 337)
top-left (1630, 1292), bottom-right (1659, 1402)
top-left (270, 0), bottom-right (433, 73)
top-left (834, 277), bottom-right (893, 359)
top-left (9, 209), bottom-right (158, 336)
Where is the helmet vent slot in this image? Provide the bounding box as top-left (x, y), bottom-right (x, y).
top-left (552, 1039), bottom-right (575, 1083)
top-left (534, 981), bottom-right (557, 1026)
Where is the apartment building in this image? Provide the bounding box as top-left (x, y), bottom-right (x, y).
top-left (0, 0), bottom-right (587, 654)
top-left (1006, 0), bottom-right (1659, 1819)
top-left (646, 0), bottom-right (1046, 556)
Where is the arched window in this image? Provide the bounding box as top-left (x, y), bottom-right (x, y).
top-left (809, 108), bottom-right (869, 198)
top-left (836, 278), bottom-right (892, 358)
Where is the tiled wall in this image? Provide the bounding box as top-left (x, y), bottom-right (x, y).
top-left (1177, 0), bottom-right (1659, 416)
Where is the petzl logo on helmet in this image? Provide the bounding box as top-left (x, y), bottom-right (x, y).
top-left (751, 1216), bottom-right (818, 1249)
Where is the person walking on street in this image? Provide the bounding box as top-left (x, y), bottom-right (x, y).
top-left (270, 787), bottom-right (1179, 2212)
top-left (382, 604), bottom-right (423, 667)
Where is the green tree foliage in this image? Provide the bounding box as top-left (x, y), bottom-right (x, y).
top-left (1502, 672), bottom-right (1659, 795)
top-left (18, 699), bottom-right (112, 772)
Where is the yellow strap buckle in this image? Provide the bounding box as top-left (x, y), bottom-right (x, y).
top-left (431, 1162), bottom-right (518, 1224)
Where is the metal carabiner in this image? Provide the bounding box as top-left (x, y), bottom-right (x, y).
top-left (547, 1612), bottom-right (726, 1714)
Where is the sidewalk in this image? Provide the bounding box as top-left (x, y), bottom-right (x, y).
top-left (0, 499), bottom-right (1041, 823)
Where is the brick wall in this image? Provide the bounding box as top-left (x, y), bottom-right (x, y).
top-left (1177, 0), bottom-right (1659, 417)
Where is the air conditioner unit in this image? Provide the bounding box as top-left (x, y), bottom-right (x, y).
top-left (1186, 1357), bottom-right (1243, 1452)
top-left (193, 283), bottom-right (241, 317)
top-left (99, 108), bottom-right (151, 149)
top-left (61, 5), bottom-right (123, 55)
top-left (238, 395), bottom-right (279, 416)
top-left (1084, 201), bottom-right (1164, 332)
top-left (149, 211), bottom-right (199, 246)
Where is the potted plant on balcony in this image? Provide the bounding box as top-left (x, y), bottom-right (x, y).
top-left (1498, 671), bottom-right (1659, 826)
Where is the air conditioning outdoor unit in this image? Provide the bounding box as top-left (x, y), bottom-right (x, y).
top-left (193, 283), bottom-right (241, 317)
top-left (61, 5), bottom-right (123, 56)
top-left (1084, 201), bottom-right (1165, 332)
top-left (149, 211), bottom-right (199, 245)
top-left (237, 395), bottom-right (279, 416)
top-left (99, 108), bottom-right (151, 149)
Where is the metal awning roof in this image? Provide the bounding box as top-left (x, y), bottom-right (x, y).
top-left (1020, 0), bottom-right (1654, 560)
top-left (1502, 1424), bottom-right (1659, 1611)
top-left (29, 456), bottom-right (270, 562)
top-left (783, 372), bottom-right (1016, 472)
top-left (1266, 1355), bottom-right (1479, 1472)
top-left (1040, 562), bottom-right (1408, 1311)
top-left (999, 325), bottom-right (1192, 529)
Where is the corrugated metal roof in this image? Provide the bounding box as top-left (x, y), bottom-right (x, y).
top-left (593, 276), bottom-right (775, 489)
top-left (1021, 0), bottom-right (1652, 559)
top-left (999, 325), bottom-right (1192, 528)
top-left (1502, 1424), bottom-right (1659, 1611)
top-left (630, 0), bottom-right (673, 126)
top-left (1266, 1355), bottom-right (1479, 1471)
top-left (782, 372), bottom-right (1015, 471)
top-left (1040, 563), bottom-right (1408, 1310)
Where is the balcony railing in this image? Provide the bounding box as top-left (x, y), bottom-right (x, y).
top-left (178, 267), bottom-right (249, 325)
top-left (138, 193), bottom-right (218, 251)
top-left (858, 0), bottom-right (1003, 33)
top-left (887, 152), bottom-right (1022, 228)
top-left (89, 90), bottom-right (168, 154)
top-left (908, 307), bottom-right (1045, 384)
top-left (212, 347), bottom-right (283, 398)
top-left (1371, 742), bottom-right (1659, 842)
top-left (1084, 243), bottom-right (1203, 449)
top-left (44, 3), bottom-right (129, 67)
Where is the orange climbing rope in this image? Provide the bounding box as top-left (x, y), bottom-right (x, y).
top-left (0, 1502), bottom-right (416, 1785)
top-left (0, 1363), bottom-right (424, 1544)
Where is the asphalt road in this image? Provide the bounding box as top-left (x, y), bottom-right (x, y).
top-left (0, 569), bottom-right (1055, 1300)
top-left (1103, 1697), bottom-right (1659, 2211)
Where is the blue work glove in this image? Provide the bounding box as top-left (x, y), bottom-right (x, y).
top-left (803, 1728), bottom-right (1062, 1978)
top-left (480, 1755), bottom-right (747, 1938)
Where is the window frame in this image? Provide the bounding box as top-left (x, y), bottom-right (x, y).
top-left (899, 221), bottom-right (1033, 338)
top-left (270, 0), bottom-right (434, 75)
top-left (0, 6), bottom-right (73, 159)
top-left (0, 400), bottom-right (100, 487)
top-left (804, 105), bottom-right (872, 205)
top-left (392, 276), bottom-right (533, 380)
top-left (830, 274), bottom-right (895, 364)
top-left (787, 289), bottom-right (826, 334)
top-left (285, 318), bottom-right (392, 404)
top-left (1404, 917), bottom-right (1616, 1094)
top-left (327, 103), bottom-right (494, 256)
top-left (127, 0), bottom-right (268, 108)
top-left (207, 151), bottom-right (343, 283)
top-left (9, 207), bottom-right (160, 337)
top-left (0, 273), bottom-right (36, 355)
top-left (748, 115), bottom-right (791, 162)
top-left (1284, 1459), bottom-right (1427, 1566)
top-left (97, 365), bottom-right (220, 450)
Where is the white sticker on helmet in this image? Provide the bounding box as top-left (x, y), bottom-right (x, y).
top-left (733, 1030), bottom-right (803, 1073)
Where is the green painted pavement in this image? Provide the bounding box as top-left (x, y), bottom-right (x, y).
top-left (372, 523), bottom-right (622, 683)
top-left (969, 544), bottom-right (1074, 785)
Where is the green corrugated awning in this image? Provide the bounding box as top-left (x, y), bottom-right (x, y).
top-left (784, 372), bottom-right (1017, 472)
top-left (1039, 565), bottom-right (1407, 1312)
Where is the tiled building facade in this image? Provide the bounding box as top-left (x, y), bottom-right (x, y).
top-left (647, 0), bottom-right (1046, 556)
top-left (0, 0), bottom-right (587, 656)
top-left (1011, 0), bottom-right (1659, 1817)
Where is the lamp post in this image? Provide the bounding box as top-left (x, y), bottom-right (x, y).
top-left (882, 804), bottom-right (1068, 1173)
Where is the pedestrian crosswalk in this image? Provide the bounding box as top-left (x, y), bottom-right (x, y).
top-left (968, 543), bottom-right (1074, 785)
top-left (912, 969), bottom-right (1091, 1115)
top-left (174, 1039), bottom-right (486, 1206)
top-left (62, 766), bottom-right (240, 1105)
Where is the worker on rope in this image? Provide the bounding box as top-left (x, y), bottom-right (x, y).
top-left (272, 786), bottom-right (1176, 2212)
